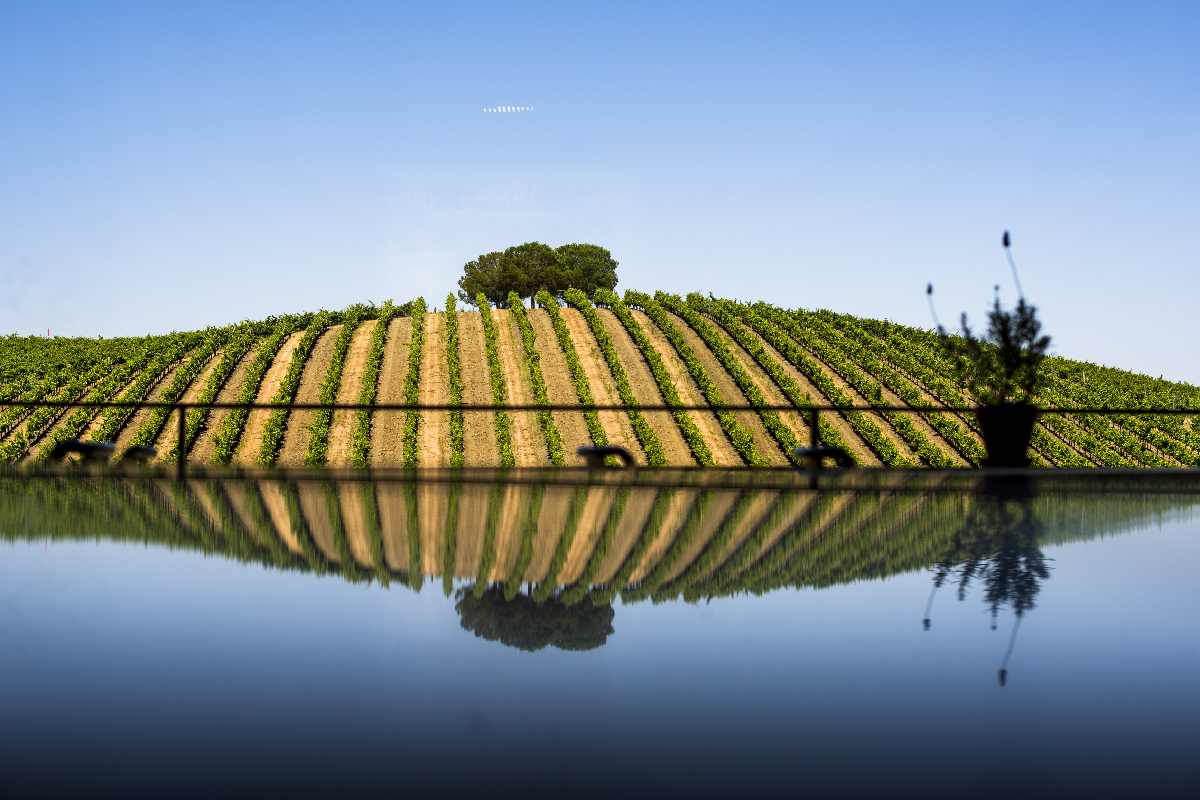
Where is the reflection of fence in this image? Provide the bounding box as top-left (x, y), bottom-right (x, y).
top-left (2, 398), bottom-right (1196, 479)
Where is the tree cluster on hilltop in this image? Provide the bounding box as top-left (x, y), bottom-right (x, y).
top-left (457, 242), bottom-right (618, 306)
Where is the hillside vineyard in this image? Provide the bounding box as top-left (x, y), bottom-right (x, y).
top-left (2, 291), bottom-right (1199, 468)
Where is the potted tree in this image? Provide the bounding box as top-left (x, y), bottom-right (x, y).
top-left (930, 232), bottom-right (1051, 467)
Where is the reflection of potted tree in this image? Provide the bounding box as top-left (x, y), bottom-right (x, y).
top-left (928, 232), bottom-right (1050, 467)
top-left (927, 491), bottom-right (1051, 686)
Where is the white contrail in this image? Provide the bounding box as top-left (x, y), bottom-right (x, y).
top-left (482, 105), bottom-right (533, 113)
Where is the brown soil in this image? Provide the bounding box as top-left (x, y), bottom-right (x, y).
top-left (222, 483), bottom-right (273, 551)
top-left (455, 313), bottom-right (500, 467)
top-left (738, 324), bottom-right (880, 466)
top-left (594, 487), bottom-right (657, 584)
top-left (337, 482), bottom-right (375, 567)
top-left (744, 492), bottom-right (819, 566)
top-left (558, 486), bottom-right (616, 585)
top-left (257, 480), bottom-right (302, 554)
top-left (80, 373), bottom-right (142, 443)
top-left (111, 359), bottom-right (187, 458)
top-left (628, 310), bottom-right (741, 466)
top-left (559, 308), bottom-right (642, 462)
top-left (327, 320), bottom-right (377, 467)
top-left (527, 311), bottom-right (594, 465)
top-left (493, 309), bottom-right (548, 466)
top-left (277, 325), bottom-right (341, 467)
top-left (876, 382), bottom-right (967, 466)
top-left (629, 489), bottom-right (697, 584)
top-left (527, 486), bottom-right (575, 582)
top-left (704, 320), bottom-right (808, 461)
top-left (190, 339), bottom-right (263, 465)
top-left (236, 331), bottom-right (304, 465)
top-left (190, 483), bottom-right (224, 531)
top-left (659, 490), bottom-right (740, 583)
top-left (658, 310), bottom-right (789, 465)
top-left (596, 309), bottom-right (695, 465)
top-left (789, 336), bottom-right (919, 464)
top-left (454, 483), bottom-right (492, 578)
top-left (370, 317), bottom-right (412, 466)
top-left (298, 482), bottom-right (340, 562)
top-left (375, 483), bottom-right (410, 571)
top-left (417, 314), bottom-right (449, 467)
top-left (151, 349), bottom-right (224, 459)
top-left (489, 482), bottom-right (527, 581)
top-left (418, 483), bottom-right (446, 574)
top-left (684, 491), bottom-right (779, 583)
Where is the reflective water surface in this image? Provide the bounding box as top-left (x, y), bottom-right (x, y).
top-left (2, 472), bottom-right (1198, 796)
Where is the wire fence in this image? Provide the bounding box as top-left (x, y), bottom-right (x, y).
top-left (1, 398), bottom-right (1197, 480)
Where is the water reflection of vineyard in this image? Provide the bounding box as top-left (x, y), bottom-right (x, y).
top-left (3, 478), bottom-right (1194, 603)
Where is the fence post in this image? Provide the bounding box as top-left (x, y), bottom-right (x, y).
top-left (176, 405), bottom-right (187, 482)
top-left (810, 408), bottom-right (820, 448)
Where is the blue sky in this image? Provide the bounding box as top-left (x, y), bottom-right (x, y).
top-left (2, 1), bottom-right (1197, 381)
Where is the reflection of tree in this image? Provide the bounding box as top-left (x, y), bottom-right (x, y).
top-left (928, 488), bottom-right (1052, 686)
top-left (455, 587), bottom-right (615, 652)
top-left (932, 493), bottom-right (1049, 624)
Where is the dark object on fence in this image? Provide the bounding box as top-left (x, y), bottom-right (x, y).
top-left (577, 445), bottom-right (635, 468)
top-left (792, 445), bottom-right (854, 469)
top-left (976, 404), bottom-right (1038, 467)
top-left (49, 440), bottom-right (115, 464)
top-left (121, 445), bottom-right (158, 464)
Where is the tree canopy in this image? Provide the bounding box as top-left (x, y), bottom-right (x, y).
top-left (455, 587), bottom-right (615, 652)
top-left (457, 242), bottom-right (619, 306)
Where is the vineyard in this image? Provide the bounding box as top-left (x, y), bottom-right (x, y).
top-left (2, 476), bottom-right (1194, 600)
top-left (2, 292), bottom-right (1199, 469)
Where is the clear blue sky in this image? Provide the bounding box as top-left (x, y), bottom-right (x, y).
top-left (2, 1), bottom-right (1197, 381)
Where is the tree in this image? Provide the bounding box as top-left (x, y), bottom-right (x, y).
top-left (457, 242), bottom-right (619, 306)
top-left (455, 587), bottom-right (615, 652)
top-left (557, 243), bottom-right (618, 296)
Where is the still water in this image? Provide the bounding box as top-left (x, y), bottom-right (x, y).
top-left (2, 472), bottom-right (1198, 795)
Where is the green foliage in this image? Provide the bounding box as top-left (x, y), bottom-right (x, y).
top-left (350, 301), bottom-right (399, 468)
top-left (783, 308), bottom-right (955, 467)
top-left (503, 485), bottom-right (545, 600)
top-left (26, 344), bottom-right (160, 462)
top-left (444, 295), bottom-right (465, 468)
top-left (740, 305), bottom-right (911, 467)
top-left (257, 312), bottom-right (333, 466)
top-left (125, 331), bottom-right (230, 454)
top-left (88, 334), bottom-right (200, 445)
top-left (165, 320), bottom-right (283, 462)
top-left (555, 243), bottom-right (618, 296)
top-left (476, 294), bottom-right (515, 467)
top-left (594, 289), bottom-right (713, 466)
top-left (535, 290), bottom-right (607, 449)
top-left (806, 309), bottom-right (985, 465)
top-left (563, 288), bottom-right (666, 466)
top-left (667, 293), bottom-right (803, 464)
top-left (306, 306), bottom-right (370, 466)
top-left (533, 486), bottom-right (588, 603)
top-left (214, 318), bottom-right (307, 464)
top-left (442, 479), bottom-right (461, 595)
top-left (458, 241), bottom-right (619, 305)
top-left (587, 488), bottom-right (676, 606)
top-left (624, 290), bottom-right (763, 465)
top-left (937, 292), bottom-right (1051, 406)
top-left (507, 290), bottom-right (564, 465)
top-left (559, 488), bottom-right (630, 605)
top-left (400, 299), bottom-right (427, 468)
top-left (472, 484), bottom-right (506, 596)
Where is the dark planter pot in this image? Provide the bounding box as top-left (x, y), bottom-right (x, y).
top-left (976, 403), bottom-right (1038, 468)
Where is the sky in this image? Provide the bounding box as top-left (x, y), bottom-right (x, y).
top-left (2, 1), bottom-right (1197, 382)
